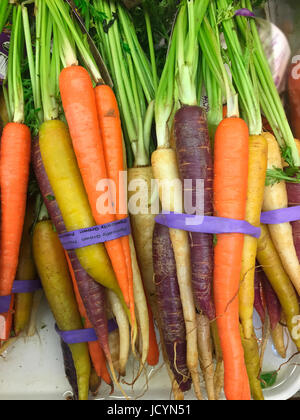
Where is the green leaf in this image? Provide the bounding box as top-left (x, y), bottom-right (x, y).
top-left (260, 371), bottom-right (278, 389)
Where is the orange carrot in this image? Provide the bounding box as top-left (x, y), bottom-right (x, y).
top-left (146, 300), bottom-right (159, 366)
top-left (0, 123), bottom-right (31, 341)
top-left (66, 253), bottom-right (111, 385)
top-left (213, 117), bottom-right (251, 401)
top-left (59, 66), bottom-right (129, 307)
top-left (94, 84), bottom-right (135, 326)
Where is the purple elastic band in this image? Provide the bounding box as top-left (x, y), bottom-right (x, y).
top-left (59, 217), bottom-right (131, 250)
top-left (55, 318), bottom-right (119, 345)
top-left (261, 206), bottom-right (300, 225)
top-left (0, 279), bottom-right (42, 314)
top-left (235, 8), bottom-right (255, 18)
top-left (155, 212), bottom-right (261, 239)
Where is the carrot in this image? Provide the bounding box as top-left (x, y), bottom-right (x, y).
top-left (129, 236), bottom-right (150, 376)
top-left (66, 254), bottom-right (111, 386)
top-left (239, 135), bottom-right (268, 339)
top-left (59, 66), bottom-right (129, 307)
top-left (61, 339), bottom-right (79, 400)
top-left (14, 199), bottom-right (37, 336)
top-left (174, 106), bottom-right (215, 321)
top-left (240, 325), bottom-right (264, 401)
top-left (38, 120), bottom-right (128, 312)
top-left (94, 84), bottom-right (135, 326)
top-left (128, 167), bottom-right (157, 318)
top-left (213, 116), bottom-right (251, 401)
top-left (146, 300), bottom-right (159, 367)
top-left (33, 218), bottom-right (91, 401)
top-left (153, 222), bottom-right (192, 393)
top-left (211, 321), bottom-right (224, 401)
top-left (32, 134), bottom-right (116, 386)
top-left (196, 314), bottom-right (215, 400)
top-left (262, 132), bottom-right (300, 295)
top-left (0, 123), bottom-right (31, 298)
top-left (257, 223), bottom-right (300, 349)
top-left (107, 290), bottom-right (130, 377)
top-left (0, 6), bottom-right (31, 340)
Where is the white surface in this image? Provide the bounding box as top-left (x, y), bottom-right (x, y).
top-left (0, 299), bottom-right (299, 400)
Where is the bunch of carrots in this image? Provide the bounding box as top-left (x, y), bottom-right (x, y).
top-left (1, 0), bottom-right (300, 401)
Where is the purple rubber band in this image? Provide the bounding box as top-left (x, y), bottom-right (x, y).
top-left (155, 212), bottom-right (261, 239)
top-left (235, 8), bottom-right (255, 18)
top-left (55, 318), bottom-right (119, 345)
top-left (261, 206), bottom-right (300, 225)
top-left (59, 217), bottom-right (131, 250)
top-left (0, 279), bottom-right (42, 314)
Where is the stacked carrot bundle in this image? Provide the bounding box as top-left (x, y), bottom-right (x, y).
top-left (1, 0), bottom-right (300, 401)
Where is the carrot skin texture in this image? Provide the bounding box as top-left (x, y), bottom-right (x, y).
top-left (32, 136), bottom-right (112, 370)
top-left (213, 117), bottom-right (251, 401)
top-left (239, 135), bottom-right (268, 339)
top-left (0, 123), bottom-right (31, 296)
top-left (261, 271), bottom-right (281, 331)
top-left (59, 66), bottom-right (129, 306)
top-left (153, 223), bottom-right (192, 392)
top-left (254, 269), bottom-right (266, 325)
top-left (146, 300), bottom-right (160, 366)
top-left (174, 106), bottom-right (215, 320)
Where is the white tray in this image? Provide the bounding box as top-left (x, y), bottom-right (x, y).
top-left (0, 297), bottom-right (299, 400)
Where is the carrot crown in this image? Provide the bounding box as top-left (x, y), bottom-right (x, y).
top-left (4, 5), bottom-right (24, 124)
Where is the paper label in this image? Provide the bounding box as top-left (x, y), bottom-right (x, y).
top-left (59, 218), bottom-right (131, 250)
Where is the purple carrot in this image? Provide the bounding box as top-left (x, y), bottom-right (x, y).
top-left (174, 106), bottom-right (215, 320)
top-left (61, 339), bottom-right (79, 400)
top-left (32, 137), bottom-right (110, 358)
top-left (153, 223), bottom-right (192, 393)
top-left (254, 268), bottom-right (266, 325)
top-left (286, 182), bottom-right (300, 261)
top-left (261, 271), bottom-right (282, 331)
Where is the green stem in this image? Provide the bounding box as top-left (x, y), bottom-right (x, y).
top-left (47, 0), bottom-right (101, 82)
top-left (144, 7), bottom-right (158, 93)
top-left (7, 5), bottom-right (24, 124)
top-left (117, 2), bottom-right (154, 103)
top-left (155, 22), bottom-right (177, 148)
top-left (218, 0), bottom-right (261, 135)
top-left (0, 0), bottom-right (11, 34)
